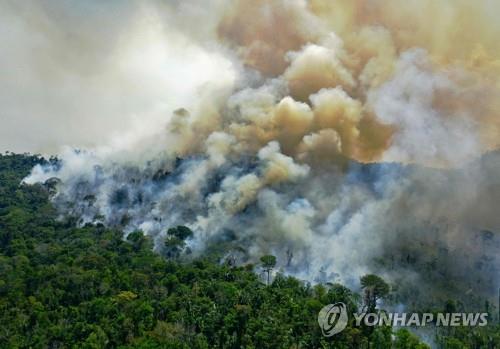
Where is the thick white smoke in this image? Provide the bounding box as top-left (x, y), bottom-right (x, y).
top-left (370, 49), bottom-right (481, 166)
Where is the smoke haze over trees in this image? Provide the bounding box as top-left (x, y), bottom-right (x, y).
top-left (2, 1), bottom-right (500, 346)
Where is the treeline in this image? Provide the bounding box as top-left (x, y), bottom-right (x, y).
top-left (0, 153), bottom-right (497, 348)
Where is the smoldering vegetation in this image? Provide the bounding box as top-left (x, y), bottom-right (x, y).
top-left (25, 148), bottom-right (500, 308)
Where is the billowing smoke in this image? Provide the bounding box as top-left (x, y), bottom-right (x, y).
top-left (16, 0), bottom-right (500, 305)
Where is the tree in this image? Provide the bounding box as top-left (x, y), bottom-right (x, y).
top-left (260, 255), bottom-right (276, 285)
top-left (394, 329), bottom-right (430, 349)
top-left (164, 226), bottom-right (194, 259)
top-left (167, 226), bottom-right (193, 241)
top-left (360, 274), bottom-right (390, 312)
top-left (127, 231), bottom-right (150, 252)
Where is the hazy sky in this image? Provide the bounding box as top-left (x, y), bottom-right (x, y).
top-left (0, 0), bottom-right (234, 154)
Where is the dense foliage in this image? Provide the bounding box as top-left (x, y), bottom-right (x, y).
top-left (0, 153), bottom-right (497, 348)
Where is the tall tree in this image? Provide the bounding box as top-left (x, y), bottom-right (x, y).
top-left (260, 255), bottom-right (276, 285)
top-left (360, 274), bottom-right (390, 312)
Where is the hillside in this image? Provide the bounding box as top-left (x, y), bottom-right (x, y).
top-left (2, 153), bottom-right (500, 348)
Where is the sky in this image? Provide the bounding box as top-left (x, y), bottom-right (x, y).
top-left (0, 0), bottom-right (234, 153)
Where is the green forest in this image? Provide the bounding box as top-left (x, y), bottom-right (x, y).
top-left (0, 153), bottom-right (498, 348)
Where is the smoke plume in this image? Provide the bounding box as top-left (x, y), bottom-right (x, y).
top-left (14, 0), bottom-right (500, 305)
